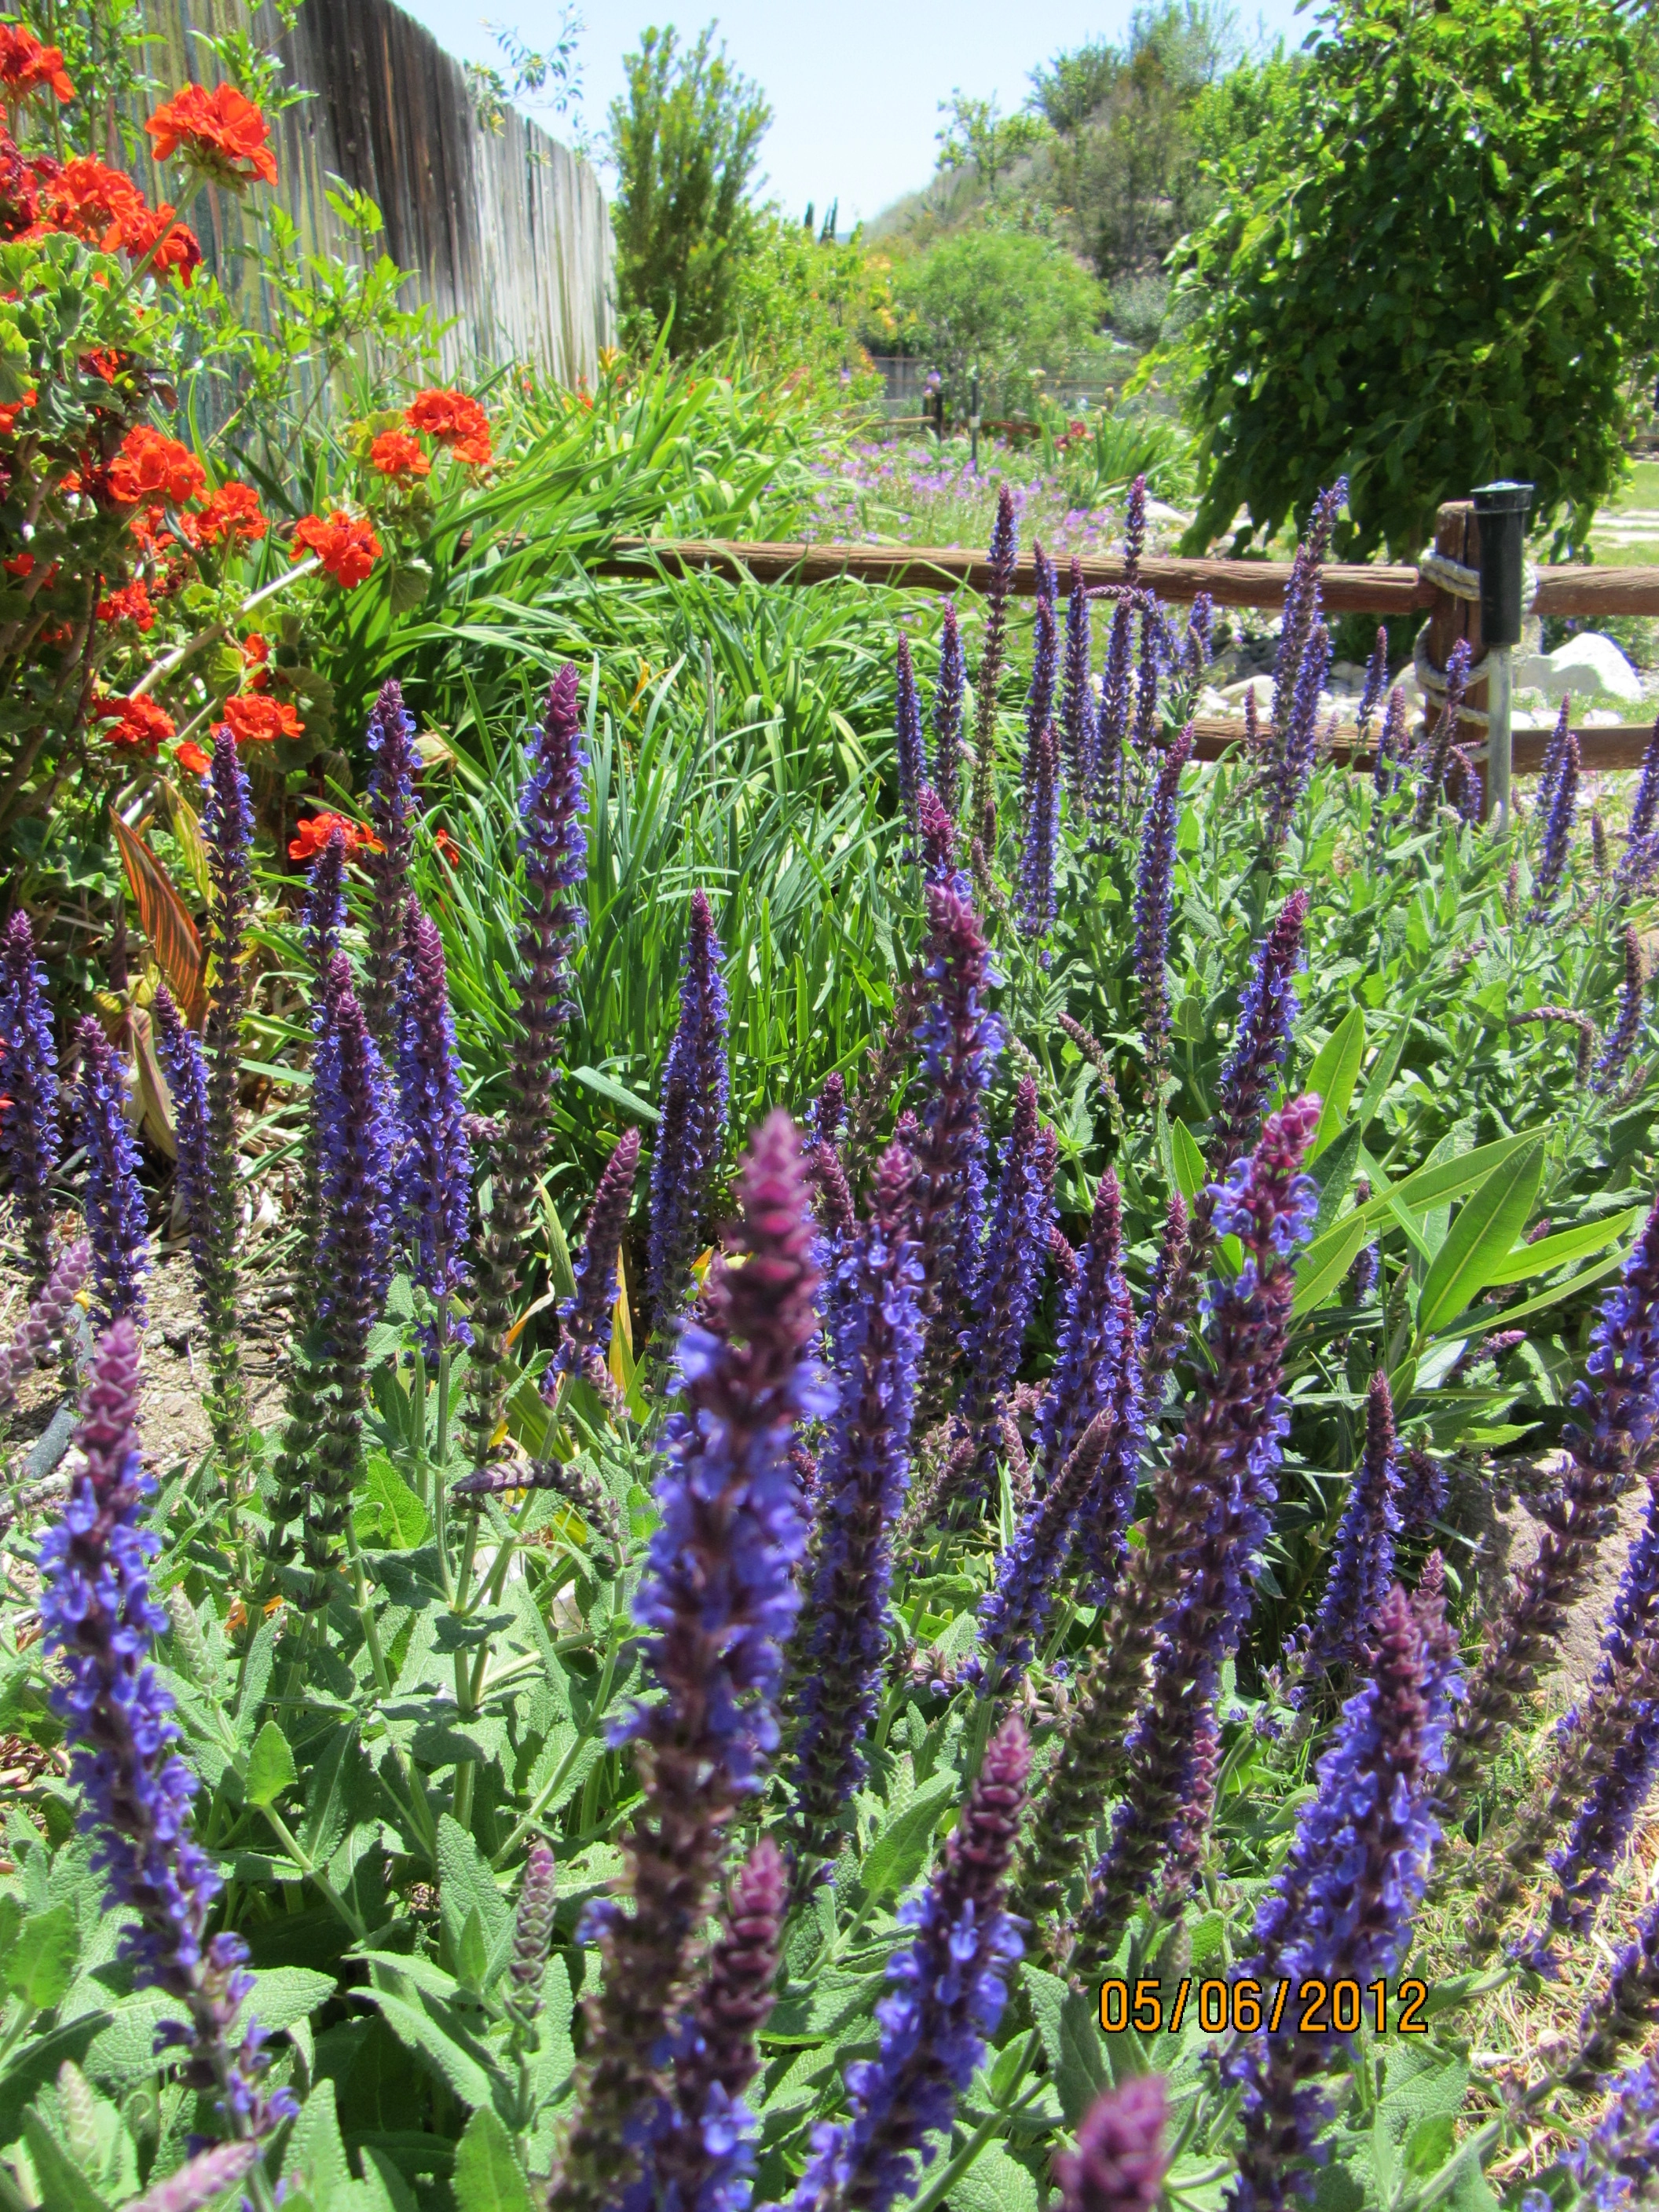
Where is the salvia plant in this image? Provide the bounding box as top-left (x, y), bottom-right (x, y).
top-left (4, 472), bottom-right (1659, 2212)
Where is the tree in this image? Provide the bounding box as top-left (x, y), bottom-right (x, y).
top-left (1168, 0), bottom-right (1659, 558)
top-left (934, 92), bottom-right (1049, 203)
top-left (606, 24), bottom-right (771, 355)
top-left (895, 231), bottom-right (1101, 414)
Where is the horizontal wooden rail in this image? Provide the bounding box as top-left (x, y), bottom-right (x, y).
top-left (1189, 720), bottom-right (1653, 775)
top-left (599, 538), bottom-right (1659, 620)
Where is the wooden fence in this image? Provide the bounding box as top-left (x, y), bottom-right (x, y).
top-left (131, 0), bottom-right (614, 386)
top-left (598, 522), bottom-right (1659, 774)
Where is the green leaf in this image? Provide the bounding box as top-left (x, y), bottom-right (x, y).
top-left (1417, 1138), bottom-right (1545, 1340)
top-left (283, 2077), bottom-right (352, 2205)
top-left (452, 2105), bottom-right (537, 2212)
top-left (21, 2114), bottom-right (111, 2212)
top-left (1292, 1213), bottom-right (1372, 1318)
top-left (947, 2141), bottom-right (1038, 2212)
top-left (4, 1906), bottom-right (79, 2011)
top-left (568, 1065), bottom-right (660, 1125)
top-left (248, 1966), bottom-right (338, 2035)
top-left (361, 1989), bottom-right (495, 2108)
top-left (1310, 1119), bottom-right (1364, 1236)
top-left (1355, 1000), bottom-right (1413, 1133)
top-left (1362, 1131), bottom-right (1537, 1225)
top-left (302, 1721), bottom-right (358, 1870)
top-left (361, 1453), bottom-right (430, 1550)
top-left (437, 1814), bottom-right (512, 1975)
top-left (1482, 1206), bottom-right (1643, 1286)
top-left (1457, 1248), bottom-right (1632, 1338)
top-left (456, 1904), bottom-right (490, 1993)
top-left (1305, 1006), bottom-right (1366, 1160)
top-left (0, 1891), bottom-right (20, 1966)
top-left (1170, 1118), bottom-right (1207, 1203)
top-left (853, 1771), bottom-right (956, 1906)
top-left (244, 1719), bottom-right (298, 1809)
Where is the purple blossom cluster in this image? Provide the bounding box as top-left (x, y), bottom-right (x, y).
top-left (1, 910), bottom-right (60, 1288)
top-left (394, 901), bottom-right (473, 1336)
top-left (361, 677), bottom-right (422, 1045)
top-left (548, 1128), bottom-right (641, 1405)
top-left (648, 888), bottom-right (731, 1321)
top-left (1133, 725), bottom-right (1193, 1087)
top-left (75, 1018), bottom-right (148, 1326)
top-left (1302, 1372), bottom-right (1402, 1676)
top-left (954, 1075), bottom-right (1054, 1505)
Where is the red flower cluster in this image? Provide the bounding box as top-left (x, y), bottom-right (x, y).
top-left (107, 425), bottom-right (207, 510)
top-left (93, 691), bottom-right (175, 753)
top-left (146, 83), bottom-right (277, 190)
top-left (31, 156), bottom-right (202, 284)
top-left (368, 428), bottom-right (429, 482)
top-left (184, 480), bottom-right (266, 548)
top-left (291, 509), bottom-right (381, 589)
top-left (174, 738), bottom-right (210, 775)
top-left (0, 388), bottom-right (35, 435)
top-left (222, 693), bottom-right (302, 746)
top-left (0, 27), bottom-right (73, 104)
top-left (405, 387), bottom-right (493, 468)
top-left (241, 632), bottom-right (270, 690)
top-left (288, 811), bottom-right (383, 862)
top-left (97, 578), bottom-right (156, 631)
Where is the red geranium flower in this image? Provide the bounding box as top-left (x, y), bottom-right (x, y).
top-left (107, 425), bottom-right (206, 509)
top-left (222, 692), bottom-right (302, 745)
top-left (0, 387), bottom-right (35, 435)
top-left (4, 549), bottom-right (31, 577)
top-left (368, 428), bottom-right (430, 482)
top-left (36, 156), bottom-right (145, 245)
top-left (432, 824), bottom-right (460, 870)
top-left (291, 509), bottom-right (381, 590)
top-left (0, 27), bottom-right (74, 104)
top-left (185, 479), bottom-right (267, 548)
top-left (287, 810), bottom-right (383, 862)
top-left (405, 386), bottom-right (493, 468)
top-left (97, 577), bottom-right (156, 631)
top-left (93, 691), bottom-right (175, 753)
top-left (146, 83), bottom-right (277, 190)
top-left (119, 199), bottom-right (202, 286)
top-left (174, 738), bottom-right (211, 775)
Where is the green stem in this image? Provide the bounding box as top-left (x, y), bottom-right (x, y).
top-left (904, 2031), bottom-right (1042, 2212)
top-left (492, 1613), bottom-right (626, 1867)
top-left (259, 1804), bottom-right (368, 1942)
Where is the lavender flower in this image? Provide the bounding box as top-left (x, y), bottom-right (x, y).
top-left (394, 901), bottom-right (473, 1339)
top-left (976, 1408), bottom-right (1115, 1683)
top-left (1133, 725), bottom-right (1193, 1090)
top-left (464, 666), bottom-right (588, 1476)
top-left (1017, 720), bottom-right (1060, 944)
top-left (509, 1837), bottom-right (558, 2016)
top-left (1095, 599), bottom-right (1133, 820)
top-left (1303, 1372), bottom-right (1401, 1675)
top-left (301, 821), bottom-right (348, 971)
top-left (787, 1142), bottom-right (922, 1862)
top-left (75, 1020), bottom-right (148, 1327)
top-left (196, 731), bottom-right (255, 1483)
top-left (786, 1716), bottom-right (1029, 2212)
top-left (1024, 552), bottom-right (1059, 772)
top-left (1137, 1190), bottom-right (1192, 1407)
top-left (1210, 891), bottom-right (1308, 1178)
top-left (1034, 1170), bottom-right (1125, 1485)
top-left (1122, 474), bottom-right (1147, 584)
top-left (952, 1076), bottom-right (1053, 1508)
top-left (1412, 639), bottom-right (1474, 833)
top-left (1226, 1578), bottom-right (1459, 2211)
top-left (1269, 482), bottom-right (1344, 760)
top-left (151, 989), bottom-right (207, 1276)
top-left (1618, 719), bottom-right (1659, 903)
top-left (1529, 726), bottom-right (1580, 917)
top-left (38, 1320), bottom-right (293, 2144)
top-left (1355, 626), bottom-right (1388, 748)
top-left (1128, 594), bottom-right (1164, 766)
top-left (1062, 555), bottom-right (1097, 802)
top-left (811, 1072), bottom-right (847, 1150)
top-left (0, 910), bottom-right (59, 1289)
top-left (0, 1234), bottom-right (87, 1413)
top-left (1560, 2056), bottom-right (1659, 2209)
top-left (647, 889), bottom-right (731, 1323)
top-left (1181, 594), bottom-right (1214, 694)
top-left (931, 602), bottom-right (965, 816)
top-left (894, 632), bottom-right (925, 840)
top-left (361, 677), bottom-right (422, 1046)
top-left (1437, 1189), bottom-right (1659, 1814)
top-left (126, 2141), bottom-right (262, 2212)
top-left (1566, 1884), bottom-right (1659, 2088)
top-left (1057, 2078), bottom-right (1169, 2212)
top-left (969, 485), bottom-right (1018, 837)
top-left (1372, 684), bottom-right (1407, 808)
top-left (1265, 617), bottom-right (1331, 851)
top-left (550, 1114), bottom-right (822, 2212)
top-left (1536, 698), bottom-right (1572, 821)
top-left (1398, 1444), bottom-right (1447, 1538)
top-left (1595, 925), bottom-right (1646, 1093)
top-left (547, 1127), bottom-right (640, 1407)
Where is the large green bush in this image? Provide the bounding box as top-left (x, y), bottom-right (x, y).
top-left (893, 229), bottom-right (1102, 414)
top-left (1168, 0), bottom-right (1659, 558)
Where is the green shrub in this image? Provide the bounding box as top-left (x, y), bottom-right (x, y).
top-left (893, 229), bottom-right (1102, 416)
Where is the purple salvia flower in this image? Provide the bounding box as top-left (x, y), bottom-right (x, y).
top-left (1565, 1885), bottom-right (1659, 2088)
top-left (1372, 683), bottom-right (1407, 811)
top-left (1398, 1443), bottom-right (1447, 1537)
top-left (300, 820), bottom-right (348, 972)
top-left (547, 1126), bottom-right (640, 1407)
top-left (1210, 889), bottom-right (1309, 1180)
top-left (1017, 720), bottom-right (1060, 944)
top-left (394, 901), bottom-right (473, 1339)
top-left (811, 1071), bottom-right (847, 1149)
top-left (1269, 480), bottom-right (1345, 763)
top-left (150, 988), bottom-right (209, 1276)
top-left (464, 665), bottom-right (588, 1476)
top-left (788, 1142), bottom-right (922, 1861)
top-left (1133, 723), bottom-right (1193, 1090)
top-left (1094, 598), bottom-right (1133, 820)
top-left (1302, 1372), bottom-right (1401, 1675)
top-left (1181, 593), bottom-right (1214, 693)
top-left (509, 1836), bottom-right (557, 2016)
top-left (786, 1716), bottom-right (1029, 2212)
top-left (1243, 686), bottom-right (1262, 759)
top-left (1122, 474), bottom-right (1147, 584)
top-left (931, 602), bottom-right (965, 817)
top-left (1226, 1577), bottom-right (1459, 2212)
top-left (969, 484), bottom-right (1018, 837)
top-left (1595, 925), bottom-right (1646, 1094)
top-left (0, 1233), bottom-right (87, 1412)
top-left (1128, 597), bottom-right (1163, 766)
top-left (550, 1114), bottom-right (822, 2212)
top-left (976, 1408), bottom-right (1115, 1683)
top-left (951, 1076), bottom-right (1053, 1507)
top-left (1559, 2057), bottom-right (1659, 2208)
top-left (1532, 731), bottom-right (1580, 919)
top-left (291, 823), bottom-right (350, 1340)
top-left (1618, 718), bottom-right (1659, 903)
top-left (647, 888), bottom-right (731, 1323)
top-left (1034, 1170), bottom-right (1124, 1485)
top-left (1071, 1274), bottom-right (1148, 1610)
top-left (913, 875), bottom-right (1002, 1393)
top-left (1536, 698), bottom-right (1572, 820)
top-left (1355, 626), bottom-right (1388, 747)
top-left (917, 781), bottom-right (958, 884)
top-left (75, 1019), bottom-right (148, 1327)
top-left (1020, 1099), bottom-right (1320, 1950)
top-left (1057, 2079), bottom-right (1169, 2212)
top-left (126, 2140), bottom-right (262, 2212)
top-left (1024, 553), bottom-right (1060, 769)
top-left (1437, 1190), bottom-right (1659, 1815)
top-left (1049, 1221), bottom-right (1079, 1287)
top-left (38, 1320), bottom-right (294, 2144)
top-left (361, 677), bottom-right (422, 1046)
top-left (894, 632), bottom-right (925, 840)
top-left (1412, 637), bottom-right (1474, 833)
top-left (1062, 555), bottom-right (1097, 803)
top-left (196, 730), bottom-right (255, 1483)
top-left (0, 909), bottom-right (60, 1289)
top-left (1265, 617), bottom-right (1331, 850)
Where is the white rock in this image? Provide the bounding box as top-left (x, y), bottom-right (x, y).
top-left (1144, 499), bottom-right (1191, 526)
top-left (1584, 707), bottom-right (1624, 727)
top-left (1195, 685), bottom-right (1236, 719)
top-left (1330, 661), bottom-right (1368, 686)
top-left (1513, 632), bottom-right (1643, 705)
top-left (1220, 674), bottom-right (1276, 708)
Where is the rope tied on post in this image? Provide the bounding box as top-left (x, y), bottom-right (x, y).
top-left (1412, 546), bottom-right (1540, 745)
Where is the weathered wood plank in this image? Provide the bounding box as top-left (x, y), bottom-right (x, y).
top-left (1188, 721), bottom-right (1654, 774)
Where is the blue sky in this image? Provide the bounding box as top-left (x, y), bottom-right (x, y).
top-left (396, 0), bottom-right (1316, 226)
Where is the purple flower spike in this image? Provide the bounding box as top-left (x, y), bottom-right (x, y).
top-left (1265, 617), bottom-right (1331, 851)
top-left (1129, 596), bottom-right (1164, 765)
top-left (1269, 481), bottom-right (1345, 757)
top-left (788, 1141), bottom-right (922, 1859)
top-left (361, 677), bottom-right (422, 1046)
top-left (151, 988), bottom-right (209, 1275)
top-left (1372, 683), bottom-right (1407, 809)
top-left (786, 1716), bottom-right (1029, 2212)
top-left (969, 484), bottom-right (1019, 837)
top-left (895, 632), bottom-right (925, 839)
top-left (1, 910), bottom-right (60, 1289)
top-left (1618, 718), bottom-right (1659, 903)
top-left (550, 1115), bottom-right (822, 2212)
top-left (1412, 638), bottom-right (1474, 833)
top-left (548, 1126), bottom-right (640, 1407)
top-left (1133, 724), bottom-right (1193, 1090)
top-left (1356, 626), bottom-right (1388, 747)
top-left (126, 2140), bottom-right (261, 2212)
top-left (953, 1076), bottom-right (1053, 1508)
top-left (931, 602), bottom-right (965, 817)
top-left (1035, 1169), bottom-right (1124, 1485)
top-left (1595, 925), bottom-right (1646, 1094)
top-left (1024, 554), bottom-right (1060, 767)
top-left (976, 1408), bottom-right (1115, 1682)
top-left (510, 1837), bottom-right (557, 2015)
top-left (395, 901), bottom-right (473, 1337)
top-left (1062, 555), bottom-right (1097, 802)
top-left (75, 1019), bottom-right (148, 1327)
top-left (918, 782), bottom-right (958, 884)
top-left (1303, 1372), bottom-right (1402, 1675)
top-left (647, 888), bottom-right (731, 1322)
top-left (1563, 2056), bottom-right (1659, 2207)
top-left (1018, 720), bottom-right (1060, 944)
top-left (1536, 698), bottom-right (1572, 817)
top-left (301, 822), bottom-right (348, 971)
top-left (1095, 598), bottom-right (1133, 821)
top-left (1211, 890), bottom-right (1309, 1177)
top-left (1529, 724), bottom-right (1581, 916)
top-left (1123, 474), bottom-right (1147, 584)
top-left (0, 1234), bottom-right (87, 1412)
top-left (1057, 2078), bottom-right (1170, 2212)
top-left (1181, 594), bottom-right (1214, 694)
top-left (196, 728), bottom-right (256, 1479)
top-left (38, 1319), bottom-right (294, 2144)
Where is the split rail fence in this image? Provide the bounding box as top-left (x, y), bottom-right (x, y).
top-left (599, 499), bottom-right (1659, 777)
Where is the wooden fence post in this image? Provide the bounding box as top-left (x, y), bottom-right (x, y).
top-left (1424, 500), bottom-right (1491, 812)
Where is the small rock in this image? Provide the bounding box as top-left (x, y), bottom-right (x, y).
top-left (1514, 632), bottom-right (1643, 705)
top-left (1144, 498), bottom-right (1190, 527)
top-left (1194, 685), bottom-right (1234, 718)
top-left (1220, 674), bottom-right (1275, 709)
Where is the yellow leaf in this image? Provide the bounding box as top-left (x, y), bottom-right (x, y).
top-left (108, 809), bottom-right (205, 1029)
